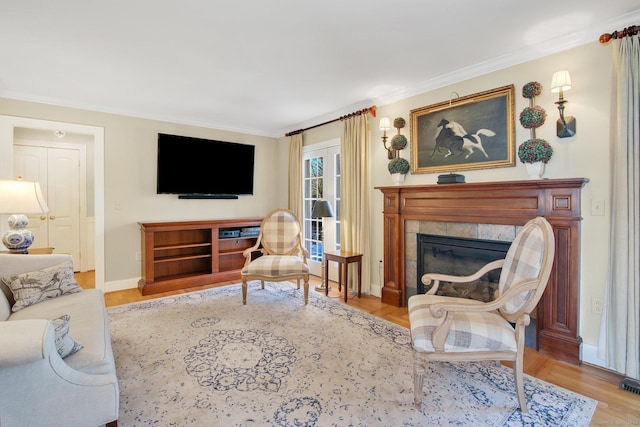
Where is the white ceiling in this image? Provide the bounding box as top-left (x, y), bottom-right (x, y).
top-left (1, 1), bottom-right (639, 138)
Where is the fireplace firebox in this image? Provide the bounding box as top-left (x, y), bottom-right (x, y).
top-left (412, 234), bottom-right (510, 306)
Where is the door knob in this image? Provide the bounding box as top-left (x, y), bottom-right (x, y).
top-left (40, 215), bottom-right (46, 220)
top-left (49, 215), bottom-right (56, 220)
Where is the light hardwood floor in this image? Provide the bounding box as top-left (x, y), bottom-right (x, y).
top-left (76, 271), bottom-right (639, 425)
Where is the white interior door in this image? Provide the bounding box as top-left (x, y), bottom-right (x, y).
top-left (12, 145), bottom-right (48, 245)
top-left (47, 147), bottom-right (80, 264)
top-left (14, 145), bottom-right (81, 267)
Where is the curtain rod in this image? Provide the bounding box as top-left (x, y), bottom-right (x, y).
top-left (285, 106), bottom-right (377, 137)
top-left (599, 24), bottom-right (640, 44)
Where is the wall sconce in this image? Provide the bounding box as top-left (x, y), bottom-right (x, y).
top-left (379, 117), bottom-right (396, 159)
top-left (551, 70), bottom-right (576, 138)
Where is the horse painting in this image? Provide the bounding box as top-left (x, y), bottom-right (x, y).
top-left (432, 119), bottom-right (495, 159)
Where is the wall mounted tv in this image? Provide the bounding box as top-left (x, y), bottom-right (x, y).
top-left (157, 133), bottom-right (255, 199)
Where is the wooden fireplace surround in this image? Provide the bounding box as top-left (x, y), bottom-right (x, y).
top-left (376, 178), bottom-right (588, 364)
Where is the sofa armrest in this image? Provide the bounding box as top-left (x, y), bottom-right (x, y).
top-left (0, 318), bottom-right (119, 427)
top-left (0, 319), bottom-right (52, 369)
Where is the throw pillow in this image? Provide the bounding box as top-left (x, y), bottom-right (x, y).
top-left (2, 261), bottom-right (82, 312)
top-left (51, 314), bottom-right (84, 358)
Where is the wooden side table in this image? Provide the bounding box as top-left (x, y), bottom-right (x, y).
top-left (323, 250), bottom-right (363, 303)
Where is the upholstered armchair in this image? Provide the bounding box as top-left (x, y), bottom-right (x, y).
top-left (241, 209), bottom-right (310, 304)
top-left (408, 216), bottom-right (555, 412)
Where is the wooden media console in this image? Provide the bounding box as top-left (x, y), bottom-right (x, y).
top-left (138, 218), bottom-right (262, 295)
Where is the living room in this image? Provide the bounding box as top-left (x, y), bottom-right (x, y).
top-left (1, 2), bottom-right (639, 425)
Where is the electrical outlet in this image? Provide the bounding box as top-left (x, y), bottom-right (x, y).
top-left (591, 200), bottom-right (605, 216)
top-left (135, 251), bottom-right (142, 261)
top-left (591, 297), bottom-right (602, 314)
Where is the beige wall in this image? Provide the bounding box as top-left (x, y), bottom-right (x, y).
top-left (1, 39), bottom-right (613, 361)
top-left (0, 99), bottom-right (286, 286)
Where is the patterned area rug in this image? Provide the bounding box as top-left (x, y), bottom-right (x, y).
top-left (108, 282), bottom-right (596, 426)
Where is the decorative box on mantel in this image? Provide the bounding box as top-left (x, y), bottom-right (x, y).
top-left (375, 178), bottom-right (588, 365)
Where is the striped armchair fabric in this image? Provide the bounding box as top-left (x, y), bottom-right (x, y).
top-left (408, 217), bottom-right (554, 413)
top-left (241, 209), bottom-right (310, 305)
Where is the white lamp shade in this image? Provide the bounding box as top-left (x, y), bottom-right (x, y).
top-left (379, 117), bottom-right (391, 131)
top-left (0, 180), bottom-right (49, 214)
top-left (551, 70), bottom-right (572, 93)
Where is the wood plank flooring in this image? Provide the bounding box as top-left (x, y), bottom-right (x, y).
top-left (76, 271), bottom-right (639, 425)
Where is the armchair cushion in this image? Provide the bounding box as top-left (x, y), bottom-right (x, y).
top-left (2, 261), bottom-right (82, 312)
top-left (242, 255), bottom-right (309, 277)
top-left (409, 294), bottom-right (517, 353)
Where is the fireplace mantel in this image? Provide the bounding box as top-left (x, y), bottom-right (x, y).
top-left (376, 178), bottom-right (588, 364)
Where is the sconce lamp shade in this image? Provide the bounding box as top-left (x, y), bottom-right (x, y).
top-left (311, 200), bottom-right (334, 218)
top-left (550, 70), bottom-right (576, 138)
top-left (379, 117), bottom-right (391, 131)
top-left (551, 70), bottom-right (572, 93)
top-left (0, 180), bottom-right (49, 253)
top-left (0, 180), bottom-right (49, 214)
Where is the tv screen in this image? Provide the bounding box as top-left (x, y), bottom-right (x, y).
top-left (157, 133), bottom-right (255, 197)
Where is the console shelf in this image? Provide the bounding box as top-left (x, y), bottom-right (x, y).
top-left (138, 218), bottom-right (262, 295)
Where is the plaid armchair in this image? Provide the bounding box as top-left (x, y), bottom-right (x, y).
top-left (408, 216), bottom-right (555, 412)
top-left (241, 209), bottom-right (309, 304)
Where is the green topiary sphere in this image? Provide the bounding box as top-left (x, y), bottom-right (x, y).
top-left (388, 157), bottom-right (410, 174)
top-left (391, 134), bottom-right (408, 150)
top-left (393, 117), bottom-right (406, 129)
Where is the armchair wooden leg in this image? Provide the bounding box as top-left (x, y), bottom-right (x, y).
top-left (106, 420), bottom-right (118, 427)
top-left (514, 323), bottom-right (528, 412)
top-left (303, 279), bottom-right (309, 305)
top-left (413, 353), bottom-right (425, 407)
top-left (261, 280), bottom-right (265, 289)
top-left (514, 353), bottom-right (528, 412)
top-left (242, 280), bottom-right (247, 305)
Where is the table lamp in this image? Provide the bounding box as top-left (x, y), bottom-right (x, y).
top-left (311, 199), bottom-right (334, 291)
top-left (0, 180), bottom-right (50, 253)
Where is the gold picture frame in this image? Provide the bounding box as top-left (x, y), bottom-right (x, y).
top-left (410, 85), bottom-right (515, 174)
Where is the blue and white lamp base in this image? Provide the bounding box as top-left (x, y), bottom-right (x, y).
top-left (2, 214), bottom-right (35, 253)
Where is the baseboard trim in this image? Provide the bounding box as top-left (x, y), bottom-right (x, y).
top-left (105, 277), bottom-right (139, 293)
top-left (581, 343), bottom-right (608, 369)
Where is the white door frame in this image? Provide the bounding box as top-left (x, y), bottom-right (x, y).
top-left (0, 115), bottom-right (105, 291)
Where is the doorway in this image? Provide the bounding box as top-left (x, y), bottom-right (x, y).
top-left (14, 139), bottom-right (86, 269)
top-left (0, 116), bottom-right (105, 291)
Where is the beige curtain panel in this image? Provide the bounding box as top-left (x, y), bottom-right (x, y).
top-left (341, 114), bottom-right (371, 294)
top-left (600, 34), bottom-right (640, 379)
top-left (288, 133), bottom-right (303, 219)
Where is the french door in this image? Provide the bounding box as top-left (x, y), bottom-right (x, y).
top-left (302, 143), bottom-right (340, 278)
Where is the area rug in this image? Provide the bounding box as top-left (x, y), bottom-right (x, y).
top-left (107, 282), bottom-right (596, 426)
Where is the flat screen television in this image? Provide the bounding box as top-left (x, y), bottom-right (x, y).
top-left (157, 133), bottom-right (255, 199)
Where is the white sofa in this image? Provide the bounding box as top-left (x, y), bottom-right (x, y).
top-left (0, 254), bottom-right (119, 427)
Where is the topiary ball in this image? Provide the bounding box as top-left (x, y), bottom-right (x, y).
top-left (519, 105), bottom-right (547, 129)
top-left (393, 117), bottom-right (406, 129)
top-left (388, 157), bottom-right (410, 174)
top-left (391, 134), bottom-right (408, 150)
